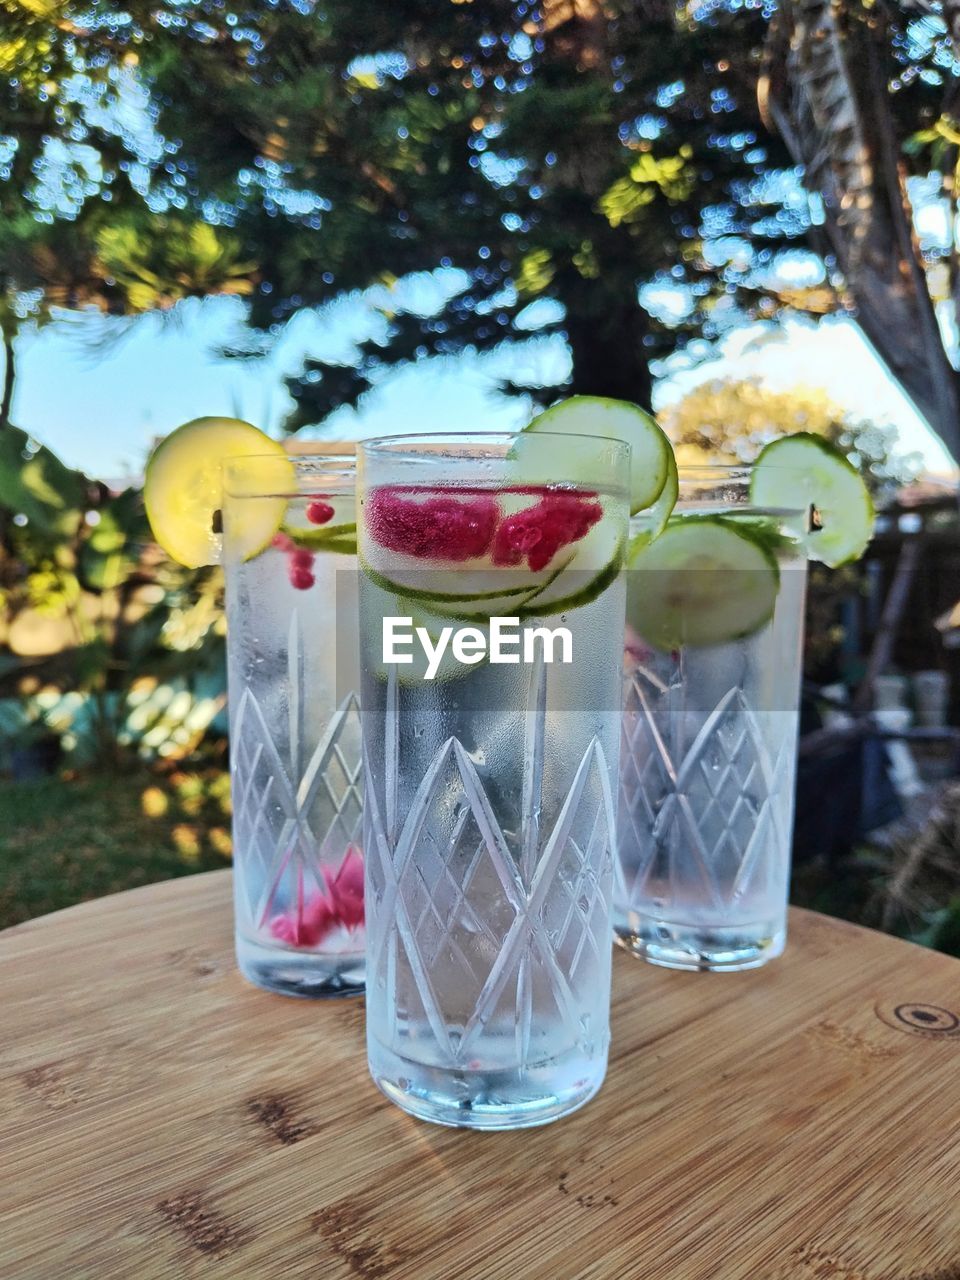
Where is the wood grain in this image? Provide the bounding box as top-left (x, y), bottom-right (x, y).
top-left (2, 871), bottom-right (959, 1280)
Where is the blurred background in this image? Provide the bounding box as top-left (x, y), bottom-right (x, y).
top-left (1, 0), bottom-right (959, 951)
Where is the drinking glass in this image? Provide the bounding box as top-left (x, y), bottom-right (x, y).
top-left (616, 467), bottom-right (808, 971)
top-left (357, 432), bottom-right (629, 1128)
top-left (223, 452), bottom-right (363, 996)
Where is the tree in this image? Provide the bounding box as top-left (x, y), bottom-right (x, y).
top-left (661, 377), bottom-right (920, 492)
top-left (6, 0), bottom-right (960, 468)
top-left (0, 2), bottom-right (260, 431)
top-left (762, 0), bottom-right (960, 463)
top-left (0, 0), bottom-right (811, 426)
top-left (151, 0), bottom-right (812, 421)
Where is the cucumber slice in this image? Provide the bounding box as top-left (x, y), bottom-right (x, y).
top-left (358, 554), bottom-right (548, 618)
top-left (144, 417), bottom-right (293, 568)
top-left (519, 516), bottom-right (624, 618)
top-left (523, 396), bottom-right (672, 514)
top-left (750, 433), bottom-right (875, 568)
top-left (407, 517), bottom-right (624, 622)
top-left (627, 516), bottom-right (780, 650)
top-left (360, 525), bottom-right (622, 627)
top-left (628, 447), bottom-right (678, 555)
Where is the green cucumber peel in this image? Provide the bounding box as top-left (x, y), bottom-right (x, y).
top-left (315, 536), bottom-right (358, 556)
top-left (358, 554), bottom-right (549, 606)
top-left (750, 432), bottom-right (875, 568)
top-left (517, 538), bottom-right (625, 619)
top-left (676, 512), bottom-right (793, 562)
top-left (627, 516), bottom-right (781, 649)
top-left (405, 561), bottom-right (570, 622)
top-left (283, 521), bottom-right (357, 548)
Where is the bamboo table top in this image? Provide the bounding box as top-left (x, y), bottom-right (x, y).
top-left (3, 871), bottom-right (960, 1280)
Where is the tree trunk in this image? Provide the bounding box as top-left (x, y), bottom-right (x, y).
top-left (537, 1), bottom-right (654, 412)
top-left (0, 329), bottom-right (14, 430)
top-left (761, 1), bottom-right (960, 465)
top-left (562, 273), bottom-right (654, 409)
top-left (565, 312), bottom-right (654, 408)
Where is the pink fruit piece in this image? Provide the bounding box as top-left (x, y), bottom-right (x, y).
top-left (325, 845), bottom-right (365, 930)
top-left (367, 487), bottom-right (499, 561)
top-left (271, 532), bottom-right (295, 553)
top-left (291, 547), bottom-right (315, 568)
top-left (623, 623), bottom-right (654, 665)
top-left (269, 890), bottom-right (335, 947)
top-left (492, 493), bottom-right (602, 571)
top-left (492, 506), bottom-right (548, 568)
top-left (302, 891), bottom-right (336, 943)
top-left (307, 500), bottom-right (335, 525)
top-left (288, 564), bottom-right (315, 590)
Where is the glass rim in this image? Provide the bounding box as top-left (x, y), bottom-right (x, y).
top-left (356, 429), bottom-right (629, 456)
top-left (223, 450), bottom-right (356, 465)
top-left (222, 451), bottom-right (355, 499)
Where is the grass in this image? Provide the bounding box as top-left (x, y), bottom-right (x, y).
top-left (0, 764), bottom-right (233, 930)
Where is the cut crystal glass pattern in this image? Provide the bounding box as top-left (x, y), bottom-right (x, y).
top-left (365, 670), bottom-right (616, 1070)
top-left (618, 664), bottom-right (793, 919)
top-left (232, 684), bottom-right (362, 932)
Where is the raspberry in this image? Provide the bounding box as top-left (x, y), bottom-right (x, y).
top-left (291, 547), bottom-right (315, 569)
top-left (307, 500), bottom-right (335, 525)
top-left (269, 890), bottom-right (334, 947)
top-left (528, 532), bottom-right (563, 573)
top-left (289, 564), bottom-right (315, 590)
top-left (324, 845), bottom-right (364, 930)
top-left (492, 508), bottom-right (546, 567)
top-left (368, 487), bottom-right (499, 560)
top-left (492, 493), bottom-right (602, 571)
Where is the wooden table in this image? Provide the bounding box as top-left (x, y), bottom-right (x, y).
top-left (3, 872), bottom-right (960, 1280)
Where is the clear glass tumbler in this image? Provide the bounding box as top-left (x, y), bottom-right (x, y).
top-left (358, 432), bottom-right (629, 1128)
top-left (223, 452), bottom-right (364, 996)
top-left (616, 467), bottom-right (808, 971)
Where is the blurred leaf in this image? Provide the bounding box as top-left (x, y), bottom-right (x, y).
top-left (515, 248), bottom-right (555, 298)
top-left (24, 565), bottom-right (80, 616)
top-left (78, 544), bottom-right (129, 591)
top-left (598, 150), bottom-right (696, 229)
top-left (0, 425), bottom-right (86, 534)
top-left (96, 214), bottom-right (258, 310)
top-left (140, 785), bottom-right (169, 817)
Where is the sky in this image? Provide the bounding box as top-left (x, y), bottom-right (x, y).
top-left (9, 296), bottom-right (958, 483)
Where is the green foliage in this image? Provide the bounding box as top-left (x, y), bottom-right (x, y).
top-left (662, 378), bottom-right (921, 494)
top-left (0, 425), bottom-right (225, 766)
top-left (3, 0), bottom-right (960, 440)
top-left (96, 215), bottom-right (257, 311)
top-left (598, 147), bottom-right (697, 228)
top-left (0, 0), bottom-right (807, 421)
top-left (0, 425), bottom-right (87, 536)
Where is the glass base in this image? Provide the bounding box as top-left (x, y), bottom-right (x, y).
top-left (236, 934), bottom-right (365, 997)
top-left (614, 912), bottom-right (786, 972)
top-left (369, 1040), bottom-right (607, 1130)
